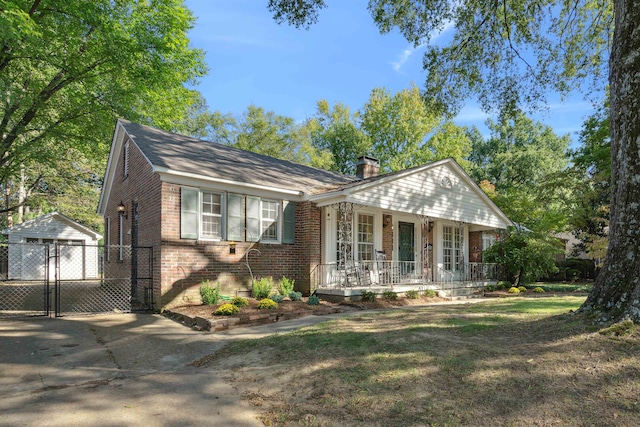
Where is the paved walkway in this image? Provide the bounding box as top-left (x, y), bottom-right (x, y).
top-left (0, 309), bottom-right (371, 426)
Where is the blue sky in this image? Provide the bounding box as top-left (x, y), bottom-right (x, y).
top-left (185, 0), bottom-right (598, 146)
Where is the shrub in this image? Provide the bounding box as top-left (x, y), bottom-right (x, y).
top-left (382, 290), bottom-right (398, 300)
top-left (214, 303), bottom-right (240, 316)
top-left (405, 290), bottom-right (420, 299)
top-left (307, 294), bottom-right (320, 306)
top-left (257, 298), bottom-right (278, 309)
top-left (279, 276), bottom-right (295, 296)
top-left (532, 287), bottom-right (545, 293)
top-left (360, 290), bottom-right (376, 302)
top-left (423, 289), bottom-right (438, 298)
top-left (507, 287), bottom-right (521, 294)
top-left (270, 294), bottom-right (284, 303)
top-left (289, 291), bottom-right (303, 301)
top-left (231, 296), bottom-right (249, 307)
top-left (517, 286), bottom-right (527, 293)
top-left (484, 284), bottom-right (497, 292)
top-left (496, 281), bottom-right (511, 290)
top-left (252, 277), bottom-right (273, 299)
top-left (200, 281), bottom-right (222, 305)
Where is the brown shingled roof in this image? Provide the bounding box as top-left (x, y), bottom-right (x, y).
top-left (120, 119), bottom-right (359, 194)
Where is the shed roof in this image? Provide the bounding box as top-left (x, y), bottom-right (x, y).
top-left (1, 212), bottom-right (102, 240)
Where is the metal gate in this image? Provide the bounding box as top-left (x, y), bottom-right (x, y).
top-left (0, 243), bottom-right (153, 318)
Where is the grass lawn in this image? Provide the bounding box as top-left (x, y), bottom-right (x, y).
top-left (199, 297), bottom-right (640, 426)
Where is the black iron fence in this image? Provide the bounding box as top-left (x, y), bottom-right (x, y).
top-left (0, 243), bottom-right (153, 318)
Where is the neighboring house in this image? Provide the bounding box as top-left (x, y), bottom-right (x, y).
top-left (1, 212), bottom-right (102, 280)
top-left (98, 119), bottom-right (512, 309)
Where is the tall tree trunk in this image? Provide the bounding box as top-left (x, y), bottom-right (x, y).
top-left (580, 0), bottom-right (640, 322)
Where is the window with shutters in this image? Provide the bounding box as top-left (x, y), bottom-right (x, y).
top-left (180, 187), bottom-right (295, 244)
top-left (123, 142), bottom-right (129, 178)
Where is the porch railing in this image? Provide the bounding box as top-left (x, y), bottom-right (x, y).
top-left (312, 261), bottom-right (498, 289)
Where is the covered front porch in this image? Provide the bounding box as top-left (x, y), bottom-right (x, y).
top-left (312, 260), bottom-right (500, 300)
top-left (308, 159), bottom-right (511, 301)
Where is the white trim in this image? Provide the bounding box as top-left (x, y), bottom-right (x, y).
top-left (259, 199), bottom-right (281, 244)
top-left (154, 166), bottom-right (303, 198)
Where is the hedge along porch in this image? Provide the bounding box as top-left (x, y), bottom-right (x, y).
top-left (98, 120), bottom-right (512, 309)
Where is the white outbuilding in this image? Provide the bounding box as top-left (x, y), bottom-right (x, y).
top-left (2, 212), bottom-right (102, 280)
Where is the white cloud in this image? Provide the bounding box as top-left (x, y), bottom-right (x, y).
top-left (391, 20), bottom-right (454, 72)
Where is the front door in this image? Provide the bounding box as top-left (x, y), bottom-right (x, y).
top-left (398, 222), bottom-right (415, 274)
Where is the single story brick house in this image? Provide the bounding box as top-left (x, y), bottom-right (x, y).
top-left (98, 119), bottom-right (512, 309)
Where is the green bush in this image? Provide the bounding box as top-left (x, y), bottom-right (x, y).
top-left (200, 281), bottom-right (222, 305)
top-left (532, 287), bottom-right (545, 293)
top-left (517, 286), bottom-right (527, 293)
top-left (484, 284), bottom-right (497, 292)
top-left (270, 294), bottom-right (284, 303)
top-left (252, 277), bottom-right (273, 299)
top-left (231, 296), bottom-right (249, 307)
top-left (423, 289), bottom-right (438, 298)
top-left (382, 290), bottom-right (398, 300)
top-left (507, 287), bottom-right (521, 294)
top-left (214, 303), bottom-right (240, 316)
top-left (307, 294), bottom-right (320, 306)
top-left (496, 281), bottom-right (511, 290)
top-left (257, 298), bottom-right (278, 309)
top-left (279, 276), bottom-right (295, 296)
top-left (405, 290), bottom-right (420, 299)
top-left (289, 291), bottom-right (303, 301)
top-left (360, 290), bottom-right (376, 302)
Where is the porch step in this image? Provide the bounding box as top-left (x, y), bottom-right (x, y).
top-left (440, 285), bottom-right (484, 299)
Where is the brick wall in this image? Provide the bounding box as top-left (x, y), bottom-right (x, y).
top-left (382, 214), bottom-right (393, 258)
top-left (103, 137), bottom-right (162, 305)
top-left (469, 231), bottom-right (482, 263)
top-left (158, 190), bottom-right (322, 307)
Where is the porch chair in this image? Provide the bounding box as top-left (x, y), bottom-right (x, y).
top-left (375, 250), bottom-right (390, 284)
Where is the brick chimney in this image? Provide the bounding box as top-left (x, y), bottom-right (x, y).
top-left (356, 155), bottom-right (380, 179)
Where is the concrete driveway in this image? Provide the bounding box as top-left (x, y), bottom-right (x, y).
top-left (0, 312), bottom-right (345, 427)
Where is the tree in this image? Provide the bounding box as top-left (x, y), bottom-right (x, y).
top-left (483, 228), bottom-right (562, 286)
top-left (308, 100), bottom-right (370, 175)
top-left (360, 85), bottom-right (440, 172)
top-left (567, 101), bottom-right (611, 265)
top-left (0, 0), bottom-right (206, 224)
top-left (267, 1), bottom-right (640, 322)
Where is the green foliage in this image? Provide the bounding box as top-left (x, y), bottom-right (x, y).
top-left (484, 284), bottom-right (497, 292)
top-left (258, 298), bottom-right (278, 310)
top-left (278, 276), bottom-right (295, 296)
top-left (484, 229), bottom-right (561, 286)
top-left (496, 282), bottom-right (511, 290)
top-left (508, 287), bottom-right (521, 294)
top-left (423, 289), bottom-right (438, 298)
top-left (252, 277), bottom-right (273, 299)
top-left (214, 303), bottom-right (240, 316)
top-left (518, 286), bottom-right (528, 293)
top-left (382, 290), bottom-right (398, 300)
top-left (533, 287), bottom-right (545, 293)
top-left (200, 281), bottom-right (222, 305)
top-left (231, 297), bottom-right (249, 307)
top-left (270, 294), bottom-right (285, 303)
top-left (360, 290), bottom-right (377, 302)
top-left (0, 0), bottom-right (206, 216)
top-left (405, 290), bottom-right (420, 299)
top-left (289, 291), bottom-right (303, 301)
top-left (307, 295), bottom-right (320, 306)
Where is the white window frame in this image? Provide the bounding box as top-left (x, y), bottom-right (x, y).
top-left (260, 199), bottom-right (280, 243)
top-left (357, 213), bottom-right (374, 261)
top-left (482, 233), bottom-right (496, 251)
top-left (443, 225), bottom-right (463, 271)
top-left (200, 191), bottom-right (224, 240)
